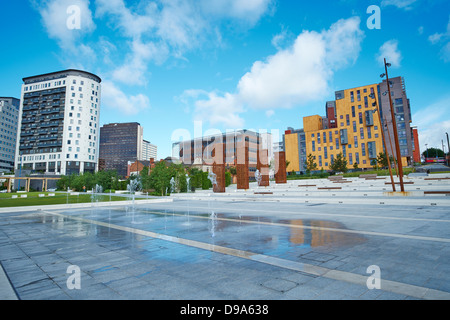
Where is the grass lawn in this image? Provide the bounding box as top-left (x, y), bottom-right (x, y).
top-left (0, 192), bottom-right (146, 208)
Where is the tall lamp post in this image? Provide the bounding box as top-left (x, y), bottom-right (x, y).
top-left (446, 133), bottom-right (450, 167)
top-left (369, 94), bottom-right (396, 192)
top-left (381, 58), bottom-right (405, 192)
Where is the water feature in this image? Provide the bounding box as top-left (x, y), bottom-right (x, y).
top-left (127, 178), bottom-right (142, 223)
top-left (255, 169), bottom-right (262, 187)
top-left (209, 211), bottom-right (218, 238)
top-left (170, 177), bottom-right (176, 194)
top-left (208, 172), bottom-right (218, 189)
top-left (186, 174), bottom-right (191, 193)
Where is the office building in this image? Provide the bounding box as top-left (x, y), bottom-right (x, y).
top-left (172, 130), bottom-right (269, 178)
top-left (15, 69), bottom-right (101, 175)
top-left (99, 122), bottom-right (143, 177)
top-left (141, 140), bottom-right (157, 161)
top-left (0, 97), bottom-right (20, 172)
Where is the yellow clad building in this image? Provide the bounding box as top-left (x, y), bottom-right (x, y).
top-left (285, 83), bottom-right (387, 172)
top-left (304, 84), bottom-right (384, 170)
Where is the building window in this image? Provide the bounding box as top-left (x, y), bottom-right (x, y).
top-left (352, 106), bottom-right (356, 117)
top-left (359, 112), bottom-right (363, 124)
top-left (360, 128), bottom-right (365, 140)
top-left (361, 143), bottom-right (366, 156)
top-left (350, 91), bottom-right (354, 103)
top-left (367, 127), bottom-right (372, 139)
top-left (317, 133), bottom-right (321, 144)
top-left (354, 136), bottom-right (358, 148)
top-left (312, 141), bottom-right (316, 152)
top-left (349, 153), bottom-right (353, 165)
top-left (353, 121), bottom-right (357, 133)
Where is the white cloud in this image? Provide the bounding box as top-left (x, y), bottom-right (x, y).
top-left (412, 96), bottom-right (450, 153)
top-left (93, 0), bottom-right (274, 86)
top-left (189, 17), bottom-right (364, 127)
top-left (34, 0), bottom-right (96, 50)
top-left (192, 91), bottom-right (245, 129)
top-left (428, 15), bottom-right (450, 62)
top-left (381, 0), bottom-right (418, 10)
top-left (377, 40), bottom-right (402, 68)
top-left (199, 0), bottom-right (273, 23)
top-left (101, 81), bottom-right (151, 115)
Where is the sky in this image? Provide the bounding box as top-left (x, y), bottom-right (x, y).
top-left (1, 0), bottom-right (450, 159)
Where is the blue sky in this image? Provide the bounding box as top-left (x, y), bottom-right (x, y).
top-left (1, 0), bottom-right (449, 159)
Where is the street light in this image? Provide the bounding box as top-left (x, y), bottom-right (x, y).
top-left (446, 133), bottom-right (450, 167)
top-left (381, 58), bottom-right (405, 192)
top-left (369, 94), bottom-right (396, 192)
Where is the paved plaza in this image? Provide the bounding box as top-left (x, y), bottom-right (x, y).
top-left (1, 175), bottom-right (450, 300)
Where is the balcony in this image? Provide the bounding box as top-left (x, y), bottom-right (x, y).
top-left (365, 111), bottom-right (374, 126)
top-left (340, 129), bottom-right (348, 145)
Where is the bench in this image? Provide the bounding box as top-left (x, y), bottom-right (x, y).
top-left (298, 185), bottom-right (317, 187)
top-left (318, 187), bottom-right (342, 190)
top-left (424, 178), bottom-right (450, 181)
top-left (424, 191), bottom-right (450, 195)
top-left (385, 182), bottom-right (415, 185)
top-left (254, 192), bottom-right (273, 195)
top-left (328, 176), bottom-right (344, 180)
top-left (359, 174), bottom-right (377, 179)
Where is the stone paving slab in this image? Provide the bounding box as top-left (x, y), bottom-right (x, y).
top-left (1, 199), bottom-right (450, 300)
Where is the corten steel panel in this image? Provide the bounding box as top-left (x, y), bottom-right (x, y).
top-left (257, 149), bottom-right (270, 187)
top-left (236, 142), bottom-right (249, 190)
top-left (275, 151), bottom-right (287, 184)
top-left (212, 143), bottom-right (226, 193)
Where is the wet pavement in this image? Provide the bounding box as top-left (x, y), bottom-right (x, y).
top-left (1, 199), bottom-right (450, 300)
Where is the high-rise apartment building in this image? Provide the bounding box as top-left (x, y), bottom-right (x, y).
top-left (15, 70), bottom-right (101, 175)
top-left (285, 77), bottom-right (416, 172)
top-left (0, 97), bottom-right (20, 172)
top-left (99, 122), bottom-right (143, 177)
top-left (378, 76), bottom-right (414, 166)
top-left (141, 140), bottom-right (157, 161)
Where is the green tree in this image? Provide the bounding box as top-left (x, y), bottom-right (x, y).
top-left (422, 148), bottom-right (445, 159)
top-left (225, 171), bottom-right (232, 187)
top-left (149, 161), bottom-right (172, 196)
top-left (377, 152), bottom-right (388, 168)
top-left (329, 153), bottom-right (348, 173)
top-left (202, 171), bottom-right (212, 190)
top-left (305, 154), bottom-right (317, 173)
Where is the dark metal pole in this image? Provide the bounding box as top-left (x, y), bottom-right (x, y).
top-left (384, 58), bottom-right (405, 192)
top-left (446, 133), bottom-right (450, 166)
top-left (372, 97), bottom-right (395, 191)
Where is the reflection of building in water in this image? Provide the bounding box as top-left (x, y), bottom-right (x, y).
top-left (290, 220), bottom-right (366, 247)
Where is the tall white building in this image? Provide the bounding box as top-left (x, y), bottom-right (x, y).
top-left (0, 97), bottom-right (20, 172)
top-left (15, 69), bottom-right (101, 175)
top-left (141, 140), bottom-right (157, 161)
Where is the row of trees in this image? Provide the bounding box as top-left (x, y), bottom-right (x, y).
top-left (56, 162), bottom-right (233, 196)
top-left (304, 152), bottom-right (394, 174)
